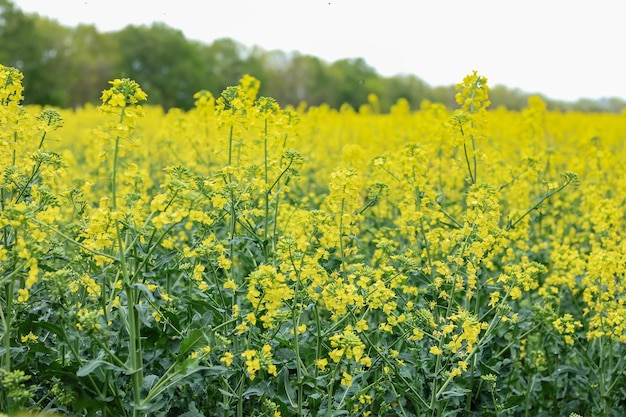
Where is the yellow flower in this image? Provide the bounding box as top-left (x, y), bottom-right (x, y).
top-left (17, 288), bottom-right (29, 303)
top-left (355, 319), bottom-right (369, 332)
top-left (100, 78), bottom-right (147, 108)
top-left (211, 194), bottom-right (227, 209)
top-left (218, 255), bottom-right (231, 270)
top-left (430, 346), bottom-right (443, 356)
top-left (329, 349), bottom-right (344, 363)
top-left (340, 371), bottom-right (352, 387)
top-left (455, 70), bottom-right (490, 113)
top-left (108, 92), bottom-right (126, 107)
top-left (488, 291), bottom-right (500, 307)
top-left (235, 322), bottom-right (248, 335)
top-left (192, 264), bottom-right (205, 281)
top-left (316, 358), bottom-right (329, 371)
top-left (224, 279), bottom-right (237, 291)
top-left (220, 352), bottom-right (234, 367)
top-left (360, 356), bottom-right (372, 367)
top-left (509, 286), bottom-right (522, 300)
top-left (21, 332), bottom-right (38, 343)
top-left (152, 311), bottom-right (163, 323)
top-left (378, 323), bottom-right (393, 333)
top-left (409, 328), bottom-right (424, 341)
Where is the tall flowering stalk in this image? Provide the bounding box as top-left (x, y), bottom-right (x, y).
top-left (99, 78), bottom-right (147, 416)
top-left (452, 70), bottom-right (490, 185)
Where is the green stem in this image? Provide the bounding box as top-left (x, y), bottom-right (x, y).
top-left (597, 307), bottom-right (608, 417)
top-left (1, 222), bottom-right (17, 412)
top-left (506, 175), bottom-right (575, 231)
top-left (228, 124), bottom-right (234, 169)
top-left (27, 217), bottom-right (115, 260)
top-left (339, 199), bottom-right (346, 279)
top-left (89, 335), bottom-right (132, 370)
top-left (492, 386), bottom-right (500, 417)
top-left (292, 301), bottom-right (304, 415)
top-left (226, 124), bottom-right (237, 289)
top-left (326, 362), bottom-right (342, 417)
top-left (142, 362), bottom-right (205, 406)
top-left (388, 381), bottom-right (410, 417)
top-left (14, 154), bottom-right (45, 204)
top-left (12, 131), bottom-right (17, 166)
top-left (128, 218), bottom-right (180, 282)
top-left (2, 281), bottom-right (13, 375)
top-left (271, 190), bottom-right (281, 258)
top-left (227, 124), bottom-right (240, 417)
top-left (471, 134), bottom-right (477, 184)
top-left (110, 106), bottom-right (144, 416)
top-left (266, 158), bottom-right (295, 195)
top-left (289, 246), bottom-right (304, 415)
top-left (236, 375), bottom-right (244, 417)
top-left (263, 118), bottom-right (269, 264)
top-left (228, 188), bottom-right (237, 283)
top-left (15, 132), bottom-right (46, 203)
top-left (358, 330), bottom-right (430, 409)
top-left (126, 277), bottom-right (143, 417)
top-left (111, 132), bottom-right (123, 212)
top-left (469, 83), bottom-right (478, 183)
top-left (463, 140), bottom-right (475, 185)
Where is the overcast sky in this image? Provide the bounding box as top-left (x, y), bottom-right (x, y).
top-left (10, 0), bottom-right (626, 102)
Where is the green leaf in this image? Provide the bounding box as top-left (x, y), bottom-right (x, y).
top-left (204, 365), bottom-right (230, 376)
top-left (131, 282), bottom-right (156, 302)
top-left (278, 366), bottom-right (296, 407)
top-left (178, 401), bottom-right (206, 417)
top-left (218, 388), bottom-right (235, 398)
top-left (439, 388), bottom-right (471, 399)
top-left (179, 328), bottom-right (209, 356)
top-left (77, 358), bottom-right (124, 377)
top-left (503, 394), bottom-right (525, 409)
top-left (35, 320), bottom-right (66, 337)
top-left (242, 387), bottom-right (264, 399)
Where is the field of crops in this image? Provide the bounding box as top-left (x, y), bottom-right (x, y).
top-left (1, 64), bottom-right (625, 417)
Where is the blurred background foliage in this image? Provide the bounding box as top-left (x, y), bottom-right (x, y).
top-left (1, 0), bottom-right (625, 112)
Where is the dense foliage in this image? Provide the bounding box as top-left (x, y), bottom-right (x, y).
top-left (1, 64), bottom-right (626, 417)
top-left (1, 0), bottom-right (625, 113)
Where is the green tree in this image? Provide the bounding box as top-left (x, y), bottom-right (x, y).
top-left (327, 57), bottom-right (380, 109)
top-left (265, 52), bottom-right (333, 107)
top-left (0, 1), bottom-right (73, 106)
top-left (200, 37), bottom-right (249, 95)
top-left (379, 74), bottom-right (430, 112)
top-left (113, 23), bottom-right (206, 109)
top-left (65, 24), bottom-right (118, 107)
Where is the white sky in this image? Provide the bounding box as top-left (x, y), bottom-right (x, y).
top-left (10, 0), bottom-right (626, 101)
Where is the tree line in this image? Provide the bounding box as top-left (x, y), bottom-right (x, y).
top-left (1, 0), bottom-right (624, 113)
